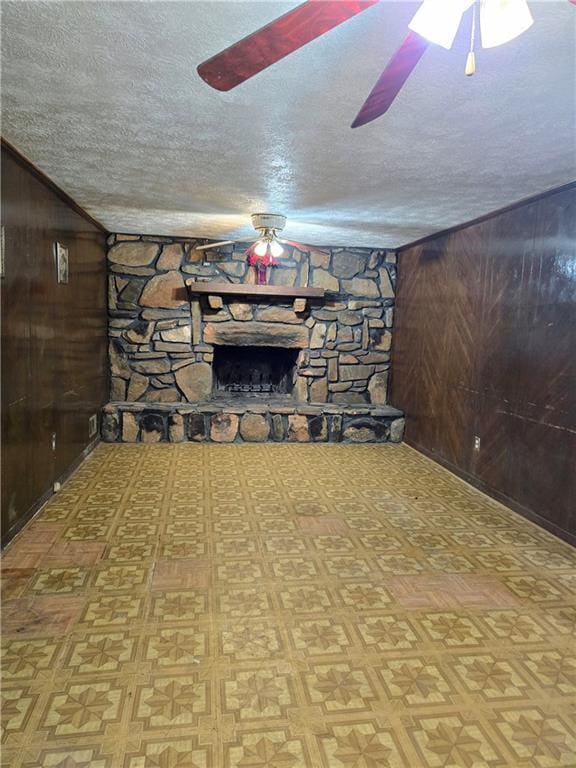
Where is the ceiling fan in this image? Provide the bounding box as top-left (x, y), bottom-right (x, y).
top-left (194, 213), bottom-right (329, 261)
top-left (198, 0), bottom-right (573, 128)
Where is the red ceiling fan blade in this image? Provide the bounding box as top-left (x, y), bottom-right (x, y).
top-left (351, 31), bottom-right (429, 128)
top-left (197, 0), bottom-right (379, 91)
top-left (280, 239), bottom-right (330, 254)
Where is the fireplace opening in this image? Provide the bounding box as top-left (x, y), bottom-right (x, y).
top-left (213, 345), bottom-right (298, 397)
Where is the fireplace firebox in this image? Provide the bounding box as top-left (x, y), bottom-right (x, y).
top-left (213, 345), bottom-right (298, 397)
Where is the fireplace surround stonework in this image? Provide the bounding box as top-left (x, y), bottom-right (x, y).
top-left (102, 234), bottom-right (404, 443)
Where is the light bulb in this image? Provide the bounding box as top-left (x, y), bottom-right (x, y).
top-left (480, 0), bottom-right (533, 49)
top-left (269, 240), bottom-right (284, 258)
top-left (254, 240), bottom-right (268, 257)
top-left (409, 0), bottom-right (475, 49)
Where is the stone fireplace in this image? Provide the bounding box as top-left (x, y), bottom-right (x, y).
top-left (102, 234), bottom-right (405, 443)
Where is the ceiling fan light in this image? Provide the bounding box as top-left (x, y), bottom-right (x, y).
top-left (408, 0), bottom-right (475, 49)
top-left (480, 0), bottom-right (534, 48)
top-left (269, 240), bottom-right (284, 258)
top-left (254, 240), bottom-right (268, 257)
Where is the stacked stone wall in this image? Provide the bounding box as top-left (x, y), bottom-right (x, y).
top-left (107, 234), bottom-right (397, 407)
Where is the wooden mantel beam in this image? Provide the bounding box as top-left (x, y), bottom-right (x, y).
top-left (186, 280), bottom-right (325, 300)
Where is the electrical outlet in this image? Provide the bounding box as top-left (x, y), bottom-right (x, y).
top-left (88, 414), bottom-right (98, 438)
top-left (473, 436), bottom-right (481, 451)
top-left (51, 432), bottom-right (57, 451)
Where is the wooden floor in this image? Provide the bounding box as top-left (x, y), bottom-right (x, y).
top-left (1, 443), bottom-right (575, 767)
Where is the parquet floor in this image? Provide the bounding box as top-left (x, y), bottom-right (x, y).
top-left (1, 443), bottom-right (575, 767)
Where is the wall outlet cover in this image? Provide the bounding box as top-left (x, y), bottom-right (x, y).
top-left (88, 414), bottom-right (98, 438)
top-left (1, 225), bottom-right (5, 278)
top-left (54, 242), bottom-right (69, 284)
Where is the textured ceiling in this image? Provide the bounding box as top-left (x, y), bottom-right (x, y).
top-left (2, 0), bottom-right (575, 248)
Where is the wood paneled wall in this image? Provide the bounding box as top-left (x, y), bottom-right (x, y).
top-left (392, 184), bottom-right (576, 544)
top-left (1, 143), bottom-right (108, 545)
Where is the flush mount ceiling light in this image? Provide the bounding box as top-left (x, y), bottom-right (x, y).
top-left (197, 0), bottom-right (571, 127)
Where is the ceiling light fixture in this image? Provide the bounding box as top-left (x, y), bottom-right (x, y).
top-left (253, 229), bottom-right (284, 259)
top-left (250, 213), bottom-right (286, 259)
top-left (409, 0), bottom-right (533, 52)
top-left (409, 0), bottom-right (474, 50)
top-left (198, 0), bottom-right (570, 127)
top-left (194, 213), bottom-right (328, 258)
top-left (269, 239), bottom-right (284, 258)
top-left (253, 240), bottom-right (269, 257)
top-left (480, 0), bottom-right (534, 48)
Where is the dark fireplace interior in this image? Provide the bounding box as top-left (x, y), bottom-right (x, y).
top-left (213, 345), bottom-right (298, 397)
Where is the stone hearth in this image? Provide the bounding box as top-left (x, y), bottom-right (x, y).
top-left (102, 401), bottom-right (405, 444)
top-left (104, 234), bottom-right (404, 443)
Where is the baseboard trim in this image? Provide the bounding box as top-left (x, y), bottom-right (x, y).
top-left (404, 440), bottom-right (576, 548)
top-left (1, 439), bottom-right (100, 549)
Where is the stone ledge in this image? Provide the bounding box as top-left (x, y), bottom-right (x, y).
top-left (102, 401), bottom-right (404, 444)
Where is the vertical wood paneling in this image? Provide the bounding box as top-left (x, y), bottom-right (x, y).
top-left (1, 146), bottom-right (108, 545)
top-left (392, 185), bottom-right (576, 543)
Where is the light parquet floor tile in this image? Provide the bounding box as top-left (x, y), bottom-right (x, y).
top-left (1, 442), bottom-right (575, 767)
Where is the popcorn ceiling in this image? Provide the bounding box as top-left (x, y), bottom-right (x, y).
top-left (2, 1), bottom-right (574, 247)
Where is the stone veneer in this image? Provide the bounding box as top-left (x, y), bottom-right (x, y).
top-left (104, 233), bottom-right (404, 443)
top-left (102, 401), bottom-right (405, 444)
